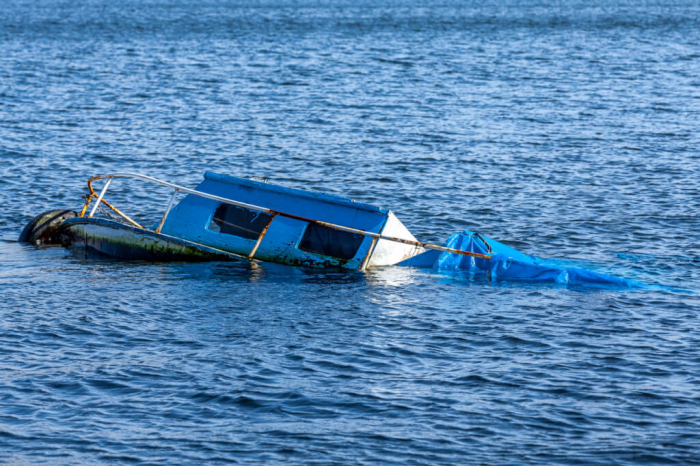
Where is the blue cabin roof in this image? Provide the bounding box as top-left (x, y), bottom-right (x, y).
top-left (203, 171), bottom-right (387, 215)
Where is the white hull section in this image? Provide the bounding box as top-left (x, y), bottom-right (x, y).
top-left (368, 212), bottom-right (424, 267)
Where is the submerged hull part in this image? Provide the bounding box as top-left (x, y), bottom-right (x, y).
top-left (63, 218), bottom-right (245, 262)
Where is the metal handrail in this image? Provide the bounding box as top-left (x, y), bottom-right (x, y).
top-left (80, 173), bottom-right (492, 262)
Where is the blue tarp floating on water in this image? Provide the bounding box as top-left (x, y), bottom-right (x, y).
top-left (398, 231), bottom-right (644, 288)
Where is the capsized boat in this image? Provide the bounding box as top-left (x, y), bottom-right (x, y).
top-left (19, 172), bottom-right (643, 287)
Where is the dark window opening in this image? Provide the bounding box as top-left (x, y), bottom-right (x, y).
top-left (209, 204), bottom-right (272, 240)
top-left (298, 223), bottom-right (364, 260)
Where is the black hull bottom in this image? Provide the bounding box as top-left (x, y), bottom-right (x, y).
top-left (63, 218), bottom-right (245, 262)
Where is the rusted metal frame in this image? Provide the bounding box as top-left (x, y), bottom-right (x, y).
top-left (248, 213), bottom-right (276, 259)
top-left (84, 173), bottom-right (492, 260)
top-left (358, 237), bottom-right (378, 271)
top-left (96, 199), bottom-right (143, 229)
top-left (85, 177), bottom-right (145, 229)
top-left (79, 195), bottom-right (93, 217)
top-left (155, 189), bottom-right (179, 234)
top-left (357, 213), bottom-right (389, 271)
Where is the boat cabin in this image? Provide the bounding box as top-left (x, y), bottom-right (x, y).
top-left (158, 172), bottom-right (421, 269)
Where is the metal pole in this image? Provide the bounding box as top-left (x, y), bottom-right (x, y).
top-left (89, 177), bottom-right (113, 218)
top-left (248, 214), bottom-right (276, 259)
top-left (358, 237), bottom-right (379, 271)
top-left (155, 189), bottom-right (178, 234)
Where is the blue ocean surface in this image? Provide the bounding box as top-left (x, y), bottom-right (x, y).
top-left (1, 0), bottom-right (699, 463)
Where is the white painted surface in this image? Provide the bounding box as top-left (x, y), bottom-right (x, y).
top-left (367, 212), bottom-right (424, 267)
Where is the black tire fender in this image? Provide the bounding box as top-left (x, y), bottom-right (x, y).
top-left (18, 209), bottom-right (78, 244)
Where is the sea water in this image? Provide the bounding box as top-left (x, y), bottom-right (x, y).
top-left (1, 1), bottom-right (699, 463)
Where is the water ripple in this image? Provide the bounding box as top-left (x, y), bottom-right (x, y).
top-left (1, 0), bottom-right (700, 464)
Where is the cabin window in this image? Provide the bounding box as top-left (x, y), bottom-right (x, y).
top-left (208, 204), bottom-right (272, 240)
top-left (298, 223), bottom-right (364, 260)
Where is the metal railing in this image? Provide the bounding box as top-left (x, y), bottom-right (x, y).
top-left (79, 173), bottom-right (492, 266)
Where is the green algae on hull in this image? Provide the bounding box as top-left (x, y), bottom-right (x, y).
top-left (63, 218), bottom-right (245, 262)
